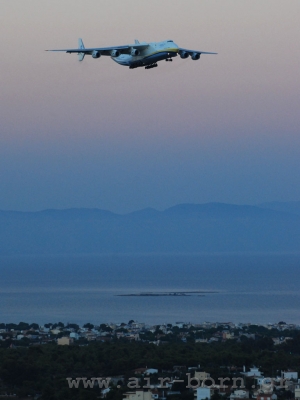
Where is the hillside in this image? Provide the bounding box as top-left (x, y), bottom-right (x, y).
top-left (1, 203), bottom-right (300, 254)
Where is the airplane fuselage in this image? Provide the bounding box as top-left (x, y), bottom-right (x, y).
top-left (112, 40), bottom-right (179, 68)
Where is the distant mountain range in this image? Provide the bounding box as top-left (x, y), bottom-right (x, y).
top-left (1, 202), bottom-right (300, 255)
top-left (258, 201), bottom-right (300, 216)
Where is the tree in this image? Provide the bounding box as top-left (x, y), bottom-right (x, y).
top-left (30, 323), bottom-right (39, 330)
top-left (66, 323), bottom-right (79, 330)
top-left (83, 323), bottom-right (94, 330)
top-left (18, 322), bottom-right (30, 330)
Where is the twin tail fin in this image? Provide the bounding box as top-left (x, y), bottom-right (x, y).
top-left (78, 38), bottom-right (85, 61)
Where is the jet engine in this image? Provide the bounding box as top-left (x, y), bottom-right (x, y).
top-left (110, 50), bottom-right (120, 57)
top-left (131, 48), bottom-right (140, 56)
top-left (180, 51), bottom-right (189, 59)
top-left (92, 51), bottom-right (101, 59)
top-left (191, 52), bottom-right (201, 60)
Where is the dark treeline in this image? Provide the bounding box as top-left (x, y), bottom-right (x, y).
top-left (0, 334), bottom-right (300, 400)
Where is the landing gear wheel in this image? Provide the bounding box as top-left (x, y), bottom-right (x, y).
top-left (145, 63), bottom-right (158, 70)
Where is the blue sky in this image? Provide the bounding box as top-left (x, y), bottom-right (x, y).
top-left (1, 0), bottom-right (300, 213)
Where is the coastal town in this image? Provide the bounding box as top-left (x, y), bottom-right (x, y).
top-left (0, 320), bottom-right (299, 347)
top-left (0, 320), bottom-right (299, 400)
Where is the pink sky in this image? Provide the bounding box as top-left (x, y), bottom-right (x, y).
top-left (1, 0), bottom-right (300, 212)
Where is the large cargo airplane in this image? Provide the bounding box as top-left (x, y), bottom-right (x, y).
top-left (46, 39), bottom-right (217, 70)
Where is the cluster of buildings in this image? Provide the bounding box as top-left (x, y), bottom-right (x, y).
top-left (0, 320), bottom-right (298, 347)
top-left (0, 321), bottom-right (299, 400)
top-left (117, 367), bottom-right (300, 400)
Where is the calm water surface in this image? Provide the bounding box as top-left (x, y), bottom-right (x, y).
top-left (0, 254), bottom-right (299, 325)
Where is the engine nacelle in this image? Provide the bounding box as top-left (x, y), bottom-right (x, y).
top-left (180, 51), bottom-right (189, 59)
top-left (110, 49), bottom-right (120, 57)
top-left (191, 52), bottom-right (201, 60)
top-left (92, 50), bottom-right (101, 59)
top-left (131, 48), bottom-right (140, 56)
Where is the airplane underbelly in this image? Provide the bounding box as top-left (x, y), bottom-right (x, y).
top-left (143, 51), bottom-right (176, 64)
top-left (112, 54), bottom-right (132, 66)
top-left (113, 50), bottom-right (177, 68)
top-left (130, 51), bottom-right (177, 68)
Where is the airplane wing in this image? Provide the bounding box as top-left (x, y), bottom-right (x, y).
top-left (46, 40), bottom-right (149, 58)
top-left (178, 48), bottom-right (217, 55)
top-left (47, 46), bottom-right (136, 55)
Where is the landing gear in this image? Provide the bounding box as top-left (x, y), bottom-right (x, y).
top-left (165, 58), bottom-right (173, 62)
top-left (129, 61), bottom-right (143, 69)
top-left (145, 63), bottom-right (158, 70)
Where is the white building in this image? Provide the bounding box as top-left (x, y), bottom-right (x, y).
top-left (195, 372), bottom-right (210, 381)
top-left (243, 367), bottom-right (262, 377)
top-left (57, 337), bottom-right (73, 345)
top-left (196, 387), bottom-right (211, 400)
top-left (282, 371), bottom-right (298, 380)
top-left (145, 369), bottom-right (158, 375)
top-left (255, 378), bottom-right (273, 394)
top-left (101, 388), bottom-right (111, 398)
top-left (17, 334), bottom-right (24, 340)
top-left (123, 391), bottom-right (152, 400)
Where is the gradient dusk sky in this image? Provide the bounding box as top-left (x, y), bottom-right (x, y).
top-left (1, 0), bottom-right (300, 213)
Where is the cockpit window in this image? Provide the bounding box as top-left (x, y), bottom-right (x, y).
top-left (167, 40), bottom-right (173, 42)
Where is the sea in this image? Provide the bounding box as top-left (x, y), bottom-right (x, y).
top-left (0, 254), bottom-right (299, 326)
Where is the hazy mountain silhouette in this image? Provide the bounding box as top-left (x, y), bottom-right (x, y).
top-left (258, 201), bottom-right (300, 217)
top-left (1, 202), bottom-right (300, 255)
